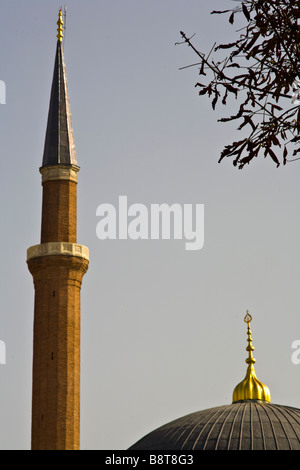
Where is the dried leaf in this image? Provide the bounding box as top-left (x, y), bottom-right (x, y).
top-left (212, 94), bottom-right (218, 110)
top-left (211, 10), bottom-right (231, 15)
top-left (283, 146), bottom-right (288, 164)
top-left (199, 59), bottom-right (206, 76)
top-left (242, 3), bottom-right (251, 21)
top-left (267, 148), bottom-right (280, 167)
top-left (215, 42), bottom-right (237, 50)
top-left (222, 88), bottom-right (229, 105)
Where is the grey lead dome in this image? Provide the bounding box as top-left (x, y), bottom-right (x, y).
top-left (129, 401), bottom-right (300, 450)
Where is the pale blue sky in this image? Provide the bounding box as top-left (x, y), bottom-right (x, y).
top-left (1, 0), bottom-right (300, 450)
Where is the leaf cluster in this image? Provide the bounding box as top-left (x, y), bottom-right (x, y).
top-left (179, 0), bottom-right (300, 168)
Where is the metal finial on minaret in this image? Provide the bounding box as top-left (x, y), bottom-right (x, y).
top-left (57, 8), bottom-right (64, 42)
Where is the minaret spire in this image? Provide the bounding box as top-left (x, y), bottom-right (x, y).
top-left (232, 312), bottom-right (271, 403)
top-left (42, 8), bottom-right (77, 169)
top-left (27, 10), bottom-right (89, 450)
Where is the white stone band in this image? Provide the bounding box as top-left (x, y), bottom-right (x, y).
top-left (40, 165), bottom-right (79, 183)
top-left (27, 242), bottom-right (89, 262)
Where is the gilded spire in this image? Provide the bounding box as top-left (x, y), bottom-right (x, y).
top-left (232, 311), bottom-right (271, 403)
top-left (57, 8), bottom-right (64, 42)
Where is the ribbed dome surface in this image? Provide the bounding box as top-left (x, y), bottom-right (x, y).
top-left (129, 402), bottom-right (300, 450)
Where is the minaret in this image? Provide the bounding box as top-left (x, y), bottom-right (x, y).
top-left (27, 9), bottom-right (89, 450)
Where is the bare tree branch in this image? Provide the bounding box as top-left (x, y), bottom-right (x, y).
top-left (178, 0), bottom-right (300, 168)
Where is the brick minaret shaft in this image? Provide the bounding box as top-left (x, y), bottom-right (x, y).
top-left (27, 10), bottom-right (89, 450)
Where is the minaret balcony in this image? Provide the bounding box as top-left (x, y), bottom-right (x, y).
top-left (27, 242), bottom-right (89, 262)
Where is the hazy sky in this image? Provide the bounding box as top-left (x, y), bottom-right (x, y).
top-left (1, 0), bottom-right (300, 450)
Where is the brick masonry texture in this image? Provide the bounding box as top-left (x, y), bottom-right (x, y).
top-left (28, 254), bottom-right (89, 450)
top-left (41, 179), bottom-right (77, 243)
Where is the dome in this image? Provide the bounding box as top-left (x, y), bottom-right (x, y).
top-left (129, 401), bottom-right (300, 450)
top-left (129, 312), bottom-right (300, 451)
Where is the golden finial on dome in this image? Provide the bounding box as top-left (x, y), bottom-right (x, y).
top-left (232, 311), bottom-right (271, 403)
top-left (57, 8), bottom-right (64, 42)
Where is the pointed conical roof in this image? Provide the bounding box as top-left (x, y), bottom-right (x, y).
top-left (42, 10), bottom-right (77, 168)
